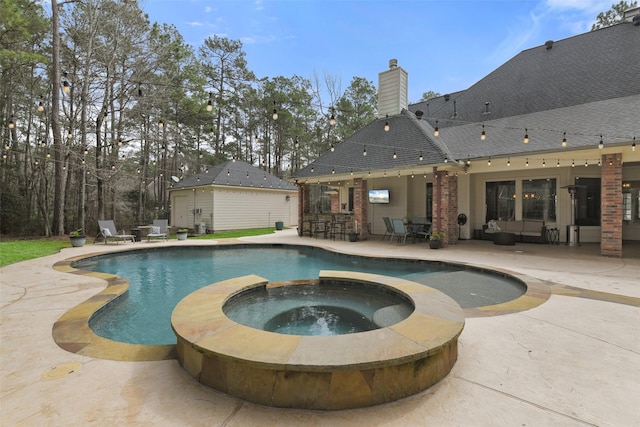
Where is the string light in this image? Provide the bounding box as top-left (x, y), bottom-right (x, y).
top-left (393, 150), bottom-right (397, 159)
top-left (572, 159), bottom-right (575, 167)
top-left (8, 116), bottom-right (14, 129)
top-left (480, 124), bottom-right (486, 141)
top-left (523, 129), bottom-right (529, 143)
top-left (598, 135), bottom-right (604, 149)
top-left (507, 158), bottom-right (511, 166)
top-left (206, 92), bottom-right (213, 111)
top-left (542, 159), bottom-right (546, 167)
top-left (384, 115), bottom-right (389, 132)
top-left (585, 159), bottom-right (588, 167)
top-left (562, 132), bottom-right (567, 147)
top-left (487, 158), bottom-right (491, 166)
top-left (433, 120), bottom-right (439, 137)
top-left (329, 108), bottom-right (336, 126)
top-left (557, 159), bottom-right (560, 167)
top-left (525, 158), bottom-right (529, 167)
top-left (419, 152), bottom-right (423, 161)
top-left (632, 137), bottom-right (636, 151)
top-left (363, 145), bottom-right (367, 156)
top-left (37, 101), bottom-right (44, 112)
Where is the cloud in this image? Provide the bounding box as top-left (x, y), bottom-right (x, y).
top-left (187, 21), bottom-right (204, 27)
top-left (487, 12), bottom-right (542, 64)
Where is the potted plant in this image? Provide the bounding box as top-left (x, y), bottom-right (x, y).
top-left (69, 229), bottom-right (87, 247)
top-left (348, 229), bottom-right (360, 242)
top-left (176, 228), bottom-right (189, 240)
top-left (428, 230), bottom-right (446, 249)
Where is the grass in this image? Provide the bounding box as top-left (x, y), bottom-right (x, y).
top-left (0, 239), bottom-right (73, 267)
top-left (0, 227), bottom-right (280, 267)
top-left (189, 227), bottom-right (278, 239)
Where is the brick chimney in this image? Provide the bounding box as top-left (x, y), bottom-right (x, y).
top-left (377, 59), bottom-right (408, 118)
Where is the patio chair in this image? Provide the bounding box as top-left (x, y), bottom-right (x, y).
top-left (412, 217), bottom-right (431, 240)
top-left (391, 218), bottom-right (410, 244)
top-left (147, 219), bottom-right (168, 242)
top-left (382, 217), bottom-right (395, 241)
top-left (98, 220), bottom-right (135, 245)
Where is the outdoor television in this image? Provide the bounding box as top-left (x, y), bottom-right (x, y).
top-left (368, 189), bottom-right (390, 204)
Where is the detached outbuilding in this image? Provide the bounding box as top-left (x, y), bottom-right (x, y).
top-left (169, 160), bottom-right (298, 233)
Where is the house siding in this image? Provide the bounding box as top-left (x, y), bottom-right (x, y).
top-left (171, 187), bottom-right (297, 232)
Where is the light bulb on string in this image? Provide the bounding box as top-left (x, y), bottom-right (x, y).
top-left (206, 93), bottom-right (213, 111)
top-left (363, 145), bottom-right (367, 156)
top-left (37, 101), bottom-right (44, 112)
top-left (523, 129), bottom-right (529, 143)
top-left (562, 132), bottom-right (567, 147)
top-left (598, 135), bottom-right (604, 149)
top-left (480, 124), bottom-right (486, 141)
top-left (585, 159), bottom-right (588, 167)
top-left (507, 158), bottom-right (511, 166)
top-left (433, 120), bottom-right (439, 137)
top-left (556, 159), bottom-right (560, 167)
top-left (525, 158), bottom-right (529, 167)
top-left (419, 152), bottom-right (423, 161)
top-left (384, 115), bottom-right (389, 132)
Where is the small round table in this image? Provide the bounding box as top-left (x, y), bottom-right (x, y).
top-left (494, 232), bottom-right (516, 245)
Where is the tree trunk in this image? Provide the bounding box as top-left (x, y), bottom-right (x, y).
top-left (51, 0), bottom-right (66, 235)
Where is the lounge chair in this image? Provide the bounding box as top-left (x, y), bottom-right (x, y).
top-left (147, 219), bottom-right (168, 242)
top-left (98, 220), bottom-right (135, 245)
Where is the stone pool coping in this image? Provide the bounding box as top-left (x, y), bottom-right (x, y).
top-left (51, 245), bottom-right (552, 362)
top-left (171, 271), bottom-right (465, 409)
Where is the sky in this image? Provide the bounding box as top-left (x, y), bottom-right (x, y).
top-left (142, 0), bottom-right (615, 102)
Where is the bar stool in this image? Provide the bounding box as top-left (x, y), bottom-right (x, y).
top-left (329, 215), bottom-right (346, 240)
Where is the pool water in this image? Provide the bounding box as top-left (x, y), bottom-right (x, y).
top-left (77, 245), bottom-right (524, 345)
top-left (224, 281), bottom-right (414, 336)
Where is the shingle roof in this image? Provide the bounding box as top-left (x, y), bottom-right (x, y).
top-left (410, 22), bottom-right (640, 126)
top-left (295, 22), bottom-right (640, 180)
top-left (294, 109), bottom-right (452, 179)
top-left (171, 160), bottom-right (297, 191)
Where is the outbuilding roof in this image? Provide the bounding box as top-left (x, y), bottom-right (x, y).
top-left (171, 160), bottom-right (297, 191)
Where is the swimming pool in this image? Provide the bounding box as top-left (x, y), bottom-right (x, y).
top-left (74, 244), bottom-right (525, 345)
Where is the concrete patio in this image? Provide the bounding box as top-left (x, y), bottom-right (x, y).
top-left (1, 230), bottom-right (639, 426)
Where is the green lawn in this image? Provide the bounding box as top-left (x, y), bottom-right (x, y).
top-left (0, 240), bottom-right (72, 267)
top-left (0, 227), bottom-right (280, 267)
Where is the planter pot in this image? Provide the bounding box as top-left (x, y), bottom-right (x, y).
top-left (70, 236), bottom-right (86, 247)
top-left (348, 233), bottom-right (359, 242)
top-left (176, 232), bottom-right (188, 241)
top-left (428, 239), bottom-right (441, 249)
top-left (275, 221), bottom-right (284, 230)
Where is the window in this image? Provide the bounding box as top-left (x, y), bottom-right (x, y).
top-left (426, 183), bottom-right (433, 222)
top-left (348, 187), bottom-right (354, 212)
top-left (522, 178), bottom-right (556, 221)
top-left (308, 185), bottom-right (332, 213)
top-left (622, 181), bottom-right (640, 223)
top-left (575, 178), bottom-right (600, 226)
top-left (486, 181), bottom-right (515, 222)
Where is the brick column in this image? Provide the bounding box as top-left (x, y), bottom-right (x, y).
top-left (353, 178), bottom-right (368, 238)
top-left (447, 174), bottom-right (458, 245)
top-left (330, 193), bottom-right (340, 213)
top-left (601, 153), bottom-right (623, 257)
top-left (431, 167), bottom-right (451, 247)
top-left (297, 183), bottom-right (305, 235)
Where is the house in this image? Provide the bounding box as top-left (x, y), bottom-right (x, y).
top-left (169, 160), bottom-right (298, 232)
top-left (293, 14), bottom-right (640, 257)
